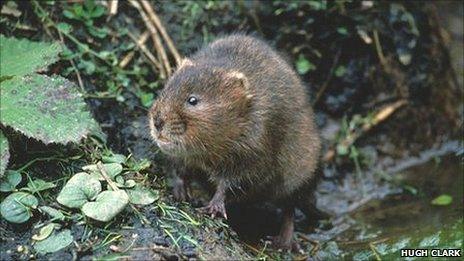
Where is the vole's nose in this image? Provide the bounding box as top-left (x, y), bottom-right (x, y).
top-left (154, 116), bottom-right (164, 131)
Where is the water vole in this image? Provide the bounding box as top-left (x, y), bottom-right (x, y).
top-left (149, 34), bottom-right (321, 249)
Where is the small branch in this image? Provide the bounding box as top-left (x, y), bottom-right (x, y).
top-left (119, 31), bottom-right (152, 68)
top-left (129, 0), bottom-right (168, 79)
top-left (140, 0), bottom-right (182, 66)
top-left (119, 51), bottom-right (135, 69)
top-left (97, 162), bottom-right (120, 191)
top-left (126, 31), bottom-right (162, 71)
top-left (97, 163), bottom-right (150, 225)
top-left (109, 0), bottom-right (118, 16)
top-left (298, 233), bottom-right (320, 256)
top-left (369, 242), bottom-right (382, 261)
top-left (373, 30), bottom-right (387, 67)
top-left (121, 30), bottom-right (162, 77)
top-left (323, 99), bottom-right (408, 162)
top-left (313, 48), bottom-right (342, 106)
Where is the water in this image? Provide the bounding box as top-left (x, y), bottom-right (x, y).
top-left (311, 149), bottom-right (463, 259)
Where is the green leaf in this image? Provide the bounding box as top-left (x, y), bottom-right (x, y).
top-left (335, 65), bottom-right (347, 77)
top-left (115, 177), bottom-right (136, 188)
top-left (337, 27), bottom-right (348, 35)
top-left (127, 158), bottom-right (151, 172)
top-left (56, 22), bottom-right (73, 34)
top-left (82, 190), bottom-right (129, 222)
top-left (57, 172), bottom-right (101, 208)
top-left (431, 194), bottom-right (453, 206)
top-left (102, 154), bottom-right (126, 164)
top-left (0, 74), bottom-right (99, 144)
top-left (336, 144), bottom-right (349, 156)
top-left (296, 54), bottom-right (315, 75)
top-left (82, 163), bottom-right (123, 181)
top-left (0, 35), bottom-right (61, 78)
top-left (0, 192), bottom-right (38, 223)
top-left (34, 229), bottom-right (73, 254)
top-left (26, 179), bottom-right (56, 193)
top-left (308, 0), bottom-right (326, 10)
top-left (73, 4), bottom-right (84, 18)
top-left (62, 9), bottom-right (76, 19)
top-left (0, 170), bottom-right (21, 192)
top-left (39, 206), bottom-right (65, 221)
top-left (78, 59), bottom-right (96, 74)
top-left (87, 26), bottom-right (109, 39)
top-left (126, 186), bottom-right (159, 205)
top-left (90, 5), bottom-right (105, 18)
top-left (0, 130), bottom-right (10, 177)
top-left (398, 53), bottom-right (412, 65)
top-left (84, 0), bottom-right (95, 12)
top-left (140, 91), bottom-right (155, 108)
top-left (32, 223), bottom-right (56, 241)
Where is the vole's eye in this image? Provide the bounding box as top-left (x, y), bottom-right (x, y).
top-left (187, 95), bottom-right (198, 106)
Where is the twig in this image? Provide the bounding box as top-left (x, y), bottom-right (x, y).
top-left (126, 31), bottom-right (163, 71)
top-left (97, 162), bottom-right (151, 225)
top-left (369, 242), bottom-right (382, 261)
top-left (119, 31), bottom-right (151, 68)
top-left (129, 0), bottom-right (169, 79)
top-left (140, 0), bottom-right (182, 66)
top-left (242, 243), bottom-right (270, 259)
top-left (298, 233), bottom-right (320, 256)
top-left (96, 162), bottom-right (120, 191)
top-left (109, 0), bottom-right (118, 16)
top-left (313, 48), bottom-right (342, 106)
top-left (323, 99), bottom-right (408, 162)
top-left (373, 30), bottom-right (386, 67)
top-left (119, 51), bottom-right (135, 69)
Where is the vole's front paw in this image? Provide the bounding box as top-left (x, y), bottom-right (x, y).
top-left (199, 200), bottom-right (227, 219)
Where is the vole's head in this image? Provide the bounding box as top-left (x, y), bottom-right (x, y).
top-left (149, 59), bottom-right (253, 157)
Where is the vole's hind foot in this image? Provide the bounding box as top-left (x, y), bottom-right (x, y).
top-left (269, 206), bottom-right (302, 252)
top-left (199, 200), bottom-right (227, 219)
top-left (172, 176), bottom-right (190, 201)
top-left (270, 236), bottom-right (302, 253)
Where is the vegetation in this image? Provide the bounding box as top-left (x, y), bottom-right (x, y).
top-left (0, 0), bottom-right (462, 260)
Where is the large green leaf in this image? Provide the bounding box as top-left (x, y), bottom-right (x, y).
top-left (126, 185), bottom-right (159, 205)
top-left (0, 192), bottom-right (38, 223)
top-left (0, 130), bottom-right (9, 177)
top-left (0, 35), bottom-right (61, 78)
top-left (0, 74), bottom-right (99, 144)
top-left (431, 194), bottom-right (453, 206)
top-left (39, 206), bottom-right (65, 221)
top-left (34, 229), bottom-right (73, 254)
top-left (57, 172), bottom-right (101, 208)
top-left (81, 190), bottom-right (129, 222)
top-left (32, 223), bottom-right (56, 241)
top-left (0, 170), bottom-right (21, 192)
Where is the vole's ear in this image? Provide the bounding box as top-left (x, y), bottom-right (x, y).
top-left (177, 58), bottom-right (194, 69)
top-left (225, 71), bottom-right (253, 100)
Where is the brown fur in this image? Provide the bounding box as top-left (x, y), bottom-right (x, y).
top-left (149, 34), bottom-right (321, 249)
